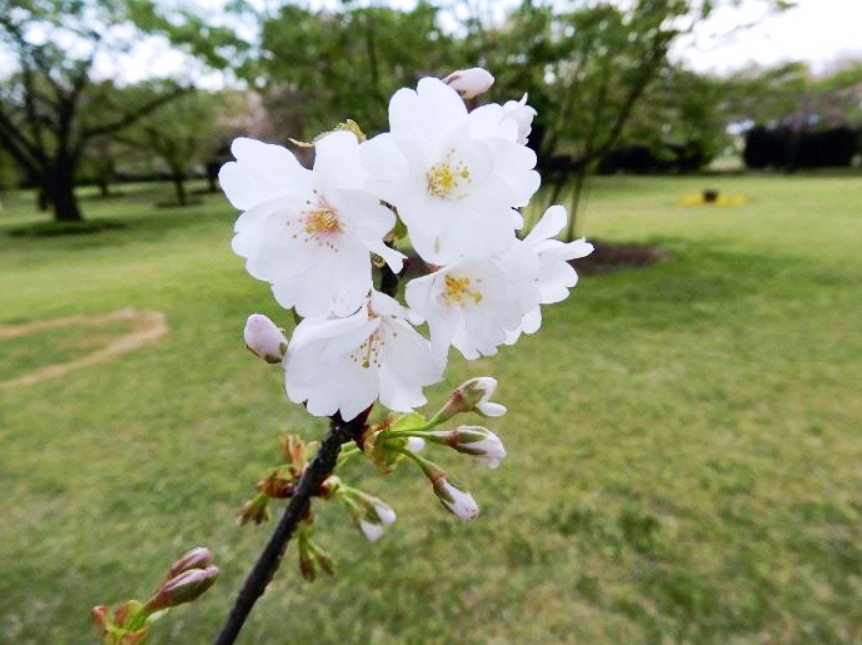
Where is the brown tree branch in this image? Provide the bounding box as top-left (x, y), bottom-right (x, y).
top-left (76, 86), bottom-right (192, 148)
top-left (212, 410), bottom-right (370, 645)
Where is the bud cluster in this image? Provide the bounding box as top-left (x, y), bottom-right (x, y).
top-left (237, 434), bottom-right (318, 526)
top-left (91, 547), bottom-right (218, 643)
top-left (359, 376), bottom-right (508, 521)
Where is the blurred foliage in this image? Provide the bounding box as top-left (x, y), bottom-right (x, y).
top-left (113, 87), bottom-right (227, 205)
top-left (723, 59), bottom-right (862, 130)
top-left (256, 1), bottom-right (459, 138)
top-left (0, 0), bottom-right (245, 221)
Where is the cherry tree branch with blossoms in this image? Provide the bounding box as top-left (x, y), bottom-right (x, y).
top-left (208, 67), bottom-right (593, 643)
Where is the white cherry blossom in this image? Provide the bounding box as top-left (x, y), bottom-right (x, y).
top-left (283, 291), bottom-right (442, 421)
top-left (501, 94), bottom-right (537, 145)
top-left (505, 205), bottom-right (594, 342)
top-left (220, 131), bottom-right (404, 318)
top-left (405, 254), bottom-right (539, 361)
top-left (361, 77), bottom-right (540, 265)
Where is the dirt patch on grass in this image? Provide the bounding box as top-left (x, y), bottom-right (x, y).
top-left (401, 241), bottom-right (667, 280)
top-left (0, 309), bottom-right (168, 390)
top-left (572, 241), bottom-right (669, 275)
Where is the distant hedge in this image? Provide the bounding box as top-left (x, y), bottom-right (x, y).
top-left (597, 141), bottom-right (711, 175)
top-left (743, 126), bottom-right (859, 170)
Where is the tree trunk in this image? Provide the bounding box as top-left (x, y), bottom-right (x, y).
top-left (206, 161), bottom-right (219, 193)
top-left (46, 167), bottom-right (83, 222)
top-left (173, 174), bottom-right (187, 206)
top-left (98, 176), bottom-right (110, 198)
top-left (37, 187), bottom-right (50, 212)
top-left (566, 163), bottom-right (589, 242)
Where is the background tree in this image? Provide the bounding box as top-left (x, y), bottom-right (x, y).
top-left (608, 64), bottom-right (730, 172)
top-left (116, 87), bottom-right (224, 206)
top-left (457, 0), bottom-right (793, 238)
top-left (254, 2), bottom-right (459, 139)
top-left (0, 0), bottom-right (245, 223)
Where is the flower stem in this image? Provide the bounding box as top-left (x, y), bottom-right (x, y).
top-left (392, 445), bottom-right (442, 480)
top-left (213, 411), bottom-right (368, 644)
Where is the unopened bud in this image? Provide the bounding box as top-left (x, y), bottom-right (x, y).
top-left (244, 313), bottom-right (288, 363)
top-left (167, 547), bottom-right (212, 580)
top-left (437, 377), bottom-right (507, 421)
top-left (443, 67), bottom-right (495, 99)
top-left (359, 519), bottom-right (385, 542)
top-left (431, 425), bottom-right (507, 468)
top-left (360, 497), bottom-right (397, 542)
top-left (145, 566), bottom-right (219, 612)
top-left (280, 434), bottom-right (307, 469)
top-left (344, 491), bottom-right (396, 542)
top-left (369, 498), bottom-right (396, 526)
top-left (406, 436), bottom-right (426, 453)
top-left (433, 477), bottom-right (480, 520)
top-left (298, 538), bottom-right (316, 582)
top-left (237, 494), bottom-right (271, 525)
top-left (314, 547), bottom-right (335, 576)
top-left (90, 604), bottom-right (111, 629)
top-left (257, 472), bottom-right (297, 499)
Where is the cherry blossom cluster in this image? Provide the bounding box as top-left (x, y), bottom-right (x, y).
top-left (222, 69), bottom-right (593, 424)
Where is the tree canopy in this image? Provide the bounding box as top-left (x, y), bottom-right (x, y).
top-left (0, 0), bottom-right (243, 222)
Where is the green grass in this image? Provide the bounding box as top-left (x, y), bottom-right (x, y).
top-left (1, 174), bottom-right (861, 643)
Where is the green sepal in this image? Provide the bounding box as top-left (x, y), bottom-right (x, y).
top-left (390, 412), bottom-right (428, 432)
top-left (390, 217), bottom-right (408, 242)
top-left (116, 600), bottom-right (147, 630)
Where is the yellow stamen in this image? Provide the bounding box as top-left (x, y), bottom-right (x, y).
top-left (443, 274), bottom-right (483, 306)
top-left (426, 150), bottom-right (471, 199)
top-left (304, 206), bottom-right (341, 235)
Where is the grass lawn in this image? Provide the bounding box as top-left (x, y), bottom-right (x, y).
top-left (1, 173), bottom-right (861, 643)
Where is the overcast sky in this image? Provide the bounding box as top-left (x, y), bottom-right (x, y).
top-left (677, 0), bottom-right (862, 74)
top-left (4, 0), bottom-right (861, 85)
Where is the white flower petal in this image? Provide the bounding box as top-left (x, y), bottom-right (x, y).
top-left (219, 138), bottom-right (310, 210)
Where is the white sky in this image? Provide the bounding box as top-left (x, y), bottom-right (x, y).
top-left (3, 0), bottom-right (862, 86)
top-left (676, 0), bottom-right (862, 74)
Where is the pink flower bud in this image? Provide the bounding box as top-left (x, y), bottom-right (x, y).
top-left (145, 566), bottom-right (219, 612)
top-left (243, 313), bottom-right (288, 363)
top-left (167, 547), bottom-right (212, 579)
top-left (443, 67), bottom-right (495, 99)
